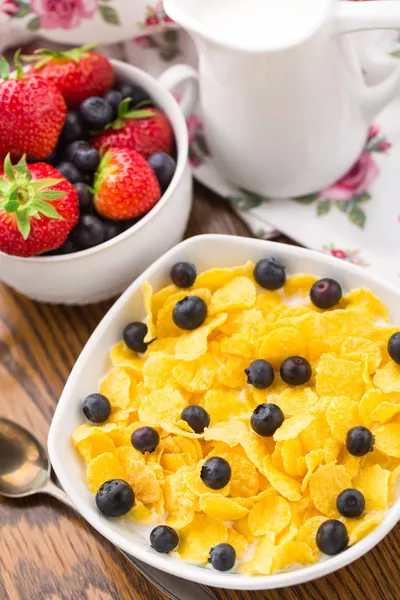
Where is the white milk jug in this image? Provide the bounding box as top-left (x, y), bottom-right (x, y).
top-left (164, 0), bottom-right (400, 197)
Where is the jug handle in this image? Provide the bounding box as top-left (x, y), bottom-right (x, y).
top-left (335, 1), bottom-right (400, 121)
top-left (158, 64), bottom-right (199, 119)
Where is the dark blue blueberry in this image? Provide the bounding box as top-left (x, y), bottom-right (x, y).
top-left (245, 359), bottom-right (274, 389)
top-left (71, 214), bottom-right (106, 250)
top-left (150, 525), bottom-right (179, 553)
top-left (209, 544), bottom-right (236, 571)
top-left (181, 406), bottom-right (210, 434)
top-left (170, 262), bottom-right (196, 288)
top-left (337, 489), bottom-right (365, 518)
top-left (80, 96), bottom-right (113, 130)
top-left (65, 140), bottom-right (87, 162)
top-left (280, 356), bottom-right (311, 386)
top-left (148, 152), bottom-right (176, 192)
top-left (346, 426), bottom-right (374, 457)
top-left (131, 426), bottom-right (160, 454)
top-left (201, 457), bottom-right (231, 490)
top-left (82, 393), bottom-right (111, 423)
top-left (310, 278), bottom-right (342, 309)
top-left (254, 257), bottom-right (286, 290)
top-left (102, 220), bottom-right (122, 241)
top-left (118, 82), bottom-right (151, 108)
top-left (96, 479), bottom-right (135, 517)
top-left (71, 142), bottom-right (100, 173)
top-left (172, 296), bottom-right (207, 330)
top-left (103, 89), bottom-right (123, 117)
top-left (316, 520), bottom-right (349, 555)
top-left (55, 161), bottom-right (83, 184)
top-left (251, 403), bottom-right (284, 437)
top-left (61, 110), bottom-right (86, 144)
top-left (74, 182), bottom-right (93, 213)
top-left (388, 332), bottom-right (400, 365)
top-left (123, 322), bottom-right (148, 353)
top-left (56, 238), bottom-right (77, 255)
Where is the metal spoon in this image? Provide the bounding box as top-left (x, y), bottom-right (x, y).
top-left (0, 418), bottom-right (217, 600)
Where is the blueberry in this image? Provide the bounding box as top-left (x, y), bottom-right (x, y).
top-left (72, 214), bottom-right (106, 250)
top-left (44, 148), bottom-right (58, 166)
top-left (72, 143), bottom-right (100, 174)
top-left (131, 426), bottom-right (160, 454)
top-left (95, 479), bottom-right (135, 517)
top-left (337, 489), bottom-right (365, 518)
top-left (123, 322), bottom-right (148, 353)
top-left (209, 544), bottom-right (236, 572)
top-left (254, 258), bottom-right (286, 290)
top-left (172, 296), bottom-right (207, 330)
top-left (388, 332), bottom-right (400, 365)
top-left (346, 426), bottom-right (374, 457)
top-left (316, 520), bottom-right (349, 555)
top-left (82, 173), bottom-right (94, 185)
top-left (118, 82), bottom-right (151, 107)
top-left (55, 238), bottom-right (77, 255)
top-left (61, 110), bottom-right (86, 143)
top-left (201, 457), bottom-right (231, 490)
top-left (65, 140), bottom-right (87, 162)
top-left (251, 403), bottom-right (284, 437)
top-left (245, 359), bottom-right (274, 389)
top-left (280, 356), bottom-right (312, 386)
top-left (310, 278), bottom-right (342, 309)
top-left (55, 161), bottom-right (83, 184)
top-left (170, 262), bottom-right (196, 288)
top-left (103, 89), bottom-right (123, 117)
top-left (82, 393), bottom-right (111, 423)
top-left (74, 182), bottom-right (93, 213)
top-left (119, 216), bottom-right (143, 231)
top-left (80, 96), bottom-right (113, 130)
top-left (148, 152), bottom-right (176, 191)
top-left (181, 405), bottom-right (210, 434)
top-left (103, 220), bottom-right (122, 241)
top-left (150, 525), bottom-right (179, 554)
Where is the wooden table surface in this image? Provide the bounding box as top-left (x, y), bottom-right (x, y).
top-left (0, 183), bottom-right (399, 600)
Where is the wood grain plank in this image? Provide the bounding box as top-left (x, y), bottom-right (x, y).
top-left (1, 183), bottom-right (400, 599)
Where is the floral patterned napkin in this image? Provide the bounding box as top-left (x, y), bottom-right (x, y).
top-left (0, 1), bottom-right (398, 285)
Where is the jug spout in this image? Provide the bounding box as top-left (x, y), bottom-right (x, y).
top-left (164, 0), bottom-right (332, 53)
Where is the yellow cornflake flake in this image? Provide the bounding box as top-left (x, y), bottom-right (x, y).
top-left (263, 456), bottom-right (302, 501)
top-left (274, 387), bottom-right (318, 417)
top-left (195, 262), bottom-right (254, 292)
top-left (209, 276), bottom-right (256, 315)
top-left (126, 460), bottom-right (162, 504)
top-left (228, 529), bottom-right (248, 561)
top-left (248, 494), bottom-right (291, 536)
top-left (295, 516), bottom-right (326, 556)
top-left (242, 531), bottom-right (276, 575)
top-left (274, 412), bottom-right (315, 442)
top-left (204, 420), bottom-right (247, 447)
top-left (174, 313), bottom-right (227, 361)
top-left (340, 337), bottom-right (382, 374)
top-left (138, 388), bottom-right (185, 426)
top-left (259, 327), bottom-right (306, 369)
top-left (326, 396), bottom-right (359, 443)
top-left (348, 513), bottom-right (385, 546)
top-left (87, 452), bottom-right (124, 494)
top-left (200, 494), bottom-right (249, 521)
top-left (353, 464), bottom-right (390, 511)
top-left (219, 354), bottom-right (248, 388)
top-left (99, 366), bottom-right (137, 410)
top-left (172, 353), bottom-right (218, 393)
top-left (72, 424), bottom-right (116, 463)
top-left (340, 288), bottom-right (389, 322)
top-left (205, 389), bottom-right (251, 424)
top-left (143, 354), bottom-right (178, 390)
top-left (316, 354), bottom-right (365, 401)
top-left (284, 274), bottom-right (318, 297)
top-left (374, 423), bottom-right (400, 458)
top-left (359, 388), bottom-right (387, 428)
top-left (309, 463), bottom-right (351, 517)
top-left (374, 361), bottom-right (400, 393)
top-left (274, 540), bottom-right (317, 571)
top-left (178, 514), bottom-right (228, 563)
top-left (282, 438), bottom-right (307, 477)
top-left (142, 281), bottom-right (156, 343)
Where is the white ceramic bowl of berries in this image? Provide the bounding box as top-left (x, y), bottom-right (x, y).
top-left (0, 46), bottom-right (197, 304)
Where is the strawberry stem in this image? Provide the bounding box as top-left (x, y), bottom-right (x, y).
top-left (0, 154), bottom-right (65, 240)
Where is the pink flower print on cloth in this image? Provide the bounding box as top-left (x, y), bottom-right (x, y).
top-left (322, 244), bottom-right (369, 267)
top-left (293, 124), bottom-right (392, 229)
top-left (30, 0), bottom-right (98, 30)
top-left (1, 0), bottom-right (19, 16)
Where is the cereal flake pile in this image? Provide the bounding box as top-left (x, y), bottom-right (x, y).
top-left (72, 259), bottom-right (400, 575)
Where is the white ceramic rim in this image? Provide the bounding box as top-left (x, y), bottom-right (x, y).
top-left (1, 59), bottom-right (189, 265)
top-left (48, 234), bottom-right (400, 590)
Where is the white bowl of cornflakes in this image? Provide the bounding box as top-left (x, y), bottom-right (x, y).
top-left (48, 234), bottom-right (400, 590)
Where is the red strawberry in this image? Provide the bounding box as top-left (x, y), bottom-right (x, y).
top-left (0, 155), bottom-right (79, 257)
top-left (93, 148), bottom-right (161, 220)
top-left (91, 99), bottom-right (174, 159)
top-left (0, 51), bottom-right (66, 161)
top-left (24, 44), bottom-right (114, 109)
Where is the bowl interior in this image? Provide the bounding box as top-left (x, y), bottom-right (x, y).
top-left (48, 234), bottom-right (400, 590)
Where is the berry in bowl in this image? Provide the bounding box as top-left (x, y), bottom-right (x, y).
top-left (49, 234), bottom-right (400, 590)
top-left (0, 46), bottom-right (198, 304)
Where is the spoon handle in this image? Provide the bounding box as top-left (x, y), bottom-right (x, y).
top-left (42, 482), bottom-right (217, 600)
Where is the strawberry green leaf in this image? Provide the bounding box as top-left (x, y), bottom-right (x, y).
top-left (15, 210), bottom-right (31, 240)
top-left (30, 178), bottom-right (63, 190)
top-left (124, 109), bottom-right (155, 120)
top-left (3, 155), bottom-right (15, 182)
top-left (14, 49), bottom-right (24, 79)
top-left (3, 200), bottom-right (19, 212)
top-left (34, 199), bottom-right (63, 219)
top-left (8, 188), bottom-right (19, 203)
top-left (39, 190), bottom-right (66, 201)
top-left (0, 56), bottom-right (9, 81)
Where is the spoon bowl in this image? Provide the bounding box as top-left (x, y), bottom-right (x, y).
top-left (0, 418), bottom-right (49, 498)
